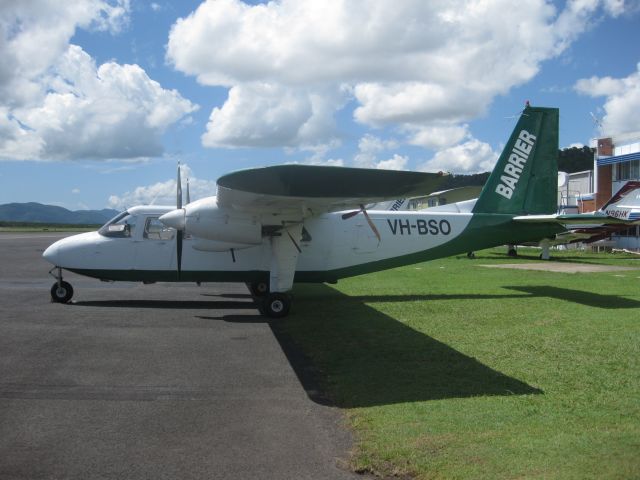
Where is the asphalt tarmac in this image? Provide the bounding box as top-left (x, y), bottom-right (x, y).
top-left (0, 233), bottom-right (359, 479)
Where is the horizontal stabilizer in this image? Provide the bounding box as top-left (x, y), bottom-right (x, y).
top-left (513, 213), bottom-right (634, 225)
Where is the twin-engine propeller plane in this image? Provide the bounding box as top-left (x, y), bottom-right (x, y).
top-left (46, 105), bottom-right (584, 317)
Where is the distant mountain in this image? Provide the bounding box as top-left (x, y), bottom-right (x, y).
top-left (0, 202), bottom-right (119, 225)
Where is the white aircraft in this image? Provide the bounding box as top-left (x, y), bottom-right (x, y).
top-left (45, 105), bottom-right (627, 318)
top-left (517, 180), bottom-right (640, 249)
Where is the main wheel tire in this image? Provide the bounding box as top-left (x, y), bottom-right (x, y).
top-left (249, 281), bottom-right (269, 297)
top-left (261, 293), bottom-right (291, 318)
top-left (50, 281), bottom-right (73, 303)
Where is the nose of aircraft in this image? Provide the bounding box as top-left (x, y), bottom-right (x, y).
top-left (42, 242), bottom-right (59, 264)
top-left (159, 208), bottom-right (186, 230)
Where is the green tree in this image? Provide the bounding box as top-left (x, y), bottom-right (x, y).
top-left (558, 146), bottom-right (595, 173)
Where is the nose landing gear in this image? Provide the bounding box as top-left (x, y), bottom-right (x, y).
top-left (49, 267), bottom-right (74, 303)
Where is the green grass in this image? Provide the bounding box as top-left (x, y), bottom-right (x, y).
top-left (283, 247), bottom-right (640, 479)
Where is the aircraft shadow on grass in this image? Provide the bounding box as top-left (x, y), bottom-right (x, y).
top-left (483, 252), bottom-right (637, 265)
top-left (266, 285), bottom-right (543, 408)
top-left (268, 284), bottom-right (640, 407)
top-left (505, 285), bottom-right (640, 309)
top-left (351, 286), bottom-right (640, 309)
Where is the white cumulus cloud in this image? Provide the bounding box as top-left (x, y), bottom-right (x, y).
top-left (575, 63), bottom-right (640, 136)
top-left (108, 164), bottom-right (217, 209)
top-left (376, 154), bottom-right (409, 171)
top-left (0, 0), bottom-right (197, 162)
top-left (202, 83), bottom-right (343, 148)
top-left (167, 0), bottom-right (627, 154)
top-left (405, 124), bottom-right (470, 150)
top-left (353, 134), bottom-right (408, 170)
top-left (420, 138), bottom-right (499, 174)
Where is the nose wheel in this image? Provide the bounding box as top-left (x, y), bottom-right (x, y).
top-left (49, 267), bottom-right (74, 303)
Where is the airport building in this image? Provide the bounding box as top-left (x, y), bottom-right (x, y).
top-left (591, 133), bottom-right (640, 250)
top-left (554, 132), bottom-right (640, 251)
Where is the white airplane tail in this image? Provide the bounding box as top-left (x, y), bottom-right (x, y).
top-left (600, 181), bottom-right (640, 221)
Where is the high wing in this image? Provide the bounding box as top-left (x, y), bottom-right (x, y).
top-left (216, 164), bottom-right (450, 215)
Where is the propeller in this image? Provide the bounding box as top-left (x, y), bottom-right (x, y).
top-left (176, 163), bottom-right (184, 278)
top-left (158, 163), bottom-right (187, 278)
top-left (341, 204), bottom-right (381, 244)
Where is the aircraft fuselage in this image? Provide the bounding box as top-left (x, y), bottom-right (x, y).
top-left (44, 206), bottom-right (563, 285)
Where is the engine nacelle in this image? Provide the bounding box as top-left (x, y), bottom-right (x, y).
top-left (191, 238), bottom-right (257, 252)
top-left (184, 197), bottom-right (262, 245)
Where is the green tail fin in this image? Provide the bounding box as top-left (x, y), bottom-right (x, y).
top-left (472, 106), bottom-right (558, 215)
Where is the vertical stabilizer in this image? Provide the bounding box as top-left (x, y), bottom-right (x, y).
top-left (472, 106), bottom-right (558, 215)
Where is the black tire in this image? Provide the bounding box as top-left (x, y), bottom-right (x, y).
top-left (50, 281), bottom-right (73, 303)
top-left (261, 293), bottom-right (291, 318)
top-left (249, 281), bottom-right (269, 297)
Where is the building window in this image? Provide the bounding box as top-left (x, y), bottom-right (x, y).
top-left (614, 226), bottom-right (639, 237)
top-left (614, 161), bottom-right (631, 181)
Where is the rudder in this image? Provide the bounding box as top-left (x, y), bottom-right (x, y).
top-left (472, 105), bottom-right (558, 215)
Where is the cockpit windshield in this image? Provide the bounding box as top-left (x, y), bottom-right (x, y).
top-left (98, 211), bottom-right (137, 238)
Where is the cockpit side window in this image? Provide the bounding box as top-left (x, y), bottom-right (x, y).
top-left (98, 211), bottom-right (137, 238)
top-left (143, 217), bottom-right (175, 241)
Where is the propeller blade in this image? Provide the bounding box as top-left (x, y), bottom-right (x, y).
top-left (186, 178), bottom-right (191, 204)
top-left (361, 207), bottom-right (381, 244)
top-left (176, 163), bottom-right (183, 279)
top-left (341, 209), bottom-right (360, 220)
top-left (176, 231), bottom-right (183, 278)
top-left (177, 163), bottom-right (183, 210)
top-left (341, 204), bottom-right (381, 244)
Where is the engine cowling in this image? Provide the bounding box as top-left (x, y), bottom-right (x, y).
top-left (191, 238), bottom-right (257, 252)
top-left (184, 197), bottom-right (262, 245)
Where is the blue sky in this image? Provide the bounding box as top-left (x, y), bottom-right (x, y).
top-left (1, 0), bottom-right (639, 210)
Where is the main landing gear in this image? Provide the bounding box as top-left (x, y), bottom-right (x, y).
top-left (247, 281), bottom-right (292, 319)
top-left (259, 292), bottom-right (291, 318)
top-left (248, 281), bottom-right (269, 297)
top-left (49, 267), bottom-right (73, 303)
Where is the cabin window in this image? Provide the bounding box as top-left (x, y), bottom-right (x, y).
top-left (98, 211), bottom-right (137, 238)
top-left (143, 217), bottom-right (175, 240)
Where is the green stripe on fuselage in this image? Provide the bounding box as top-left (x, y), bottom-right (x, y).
top-left (68, 216), bottom-right (563, 285)
top-left (315, 214), bottom-right (564, 280)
